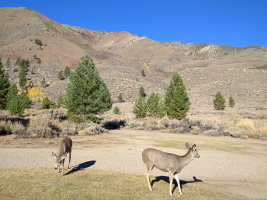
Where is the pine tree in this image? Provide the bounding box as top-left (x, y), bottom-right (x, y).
top-left (6, 58), bottom-right (10, 67)
top-left (8, 96), bottom-right (25, 116)
top-left (19, 67), bottom-right (27, 89)
top-left (213, 92), bottom-right (226, 110)
top-left (57, 96), bottom-right (65, 108)
top-left (113, 106), bottom-right (120, 114)
top-left (229, 96), bottom-right (235, 108)
top-left (147, 93), bottom-right (165, 118)
top-left (7, 85), bottom-right (31, 115)
top-left (164, 72), bottom-right (190, 120)
top-left (41, 78), bottom-right (47, 88)
top-left (139, 86), bottom-right (146, 97)
top-left (20, 92), bottom-right (32, 109)
top-left (133, 95), bottom-right (147, 118)
top-left (141, 69), bottom-right (146, 77)
top-left (64, 66), bottom-right (71, 77)
top-left (42, 97), bottom-right (52, 109)
top-left (65, 55), bottom-right (112, 122)
top-left (118, 93), bottom-right (124, 102)
top-left (6, 84), bottom-right (18, 107)
top-left (0, 58), bottom-right (11, 109)
top-left (58, 71), bottom-right (64, 80)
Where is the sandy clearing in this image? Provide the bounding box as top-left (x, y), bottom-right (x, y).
top-left (0, 129), bottom-right (267, 199)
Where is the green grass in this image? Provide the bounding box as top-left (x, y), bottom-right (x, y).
top-left (0, 168), bottom-right (242, 200)
top-left (133, 136), bottom-right (248, 152)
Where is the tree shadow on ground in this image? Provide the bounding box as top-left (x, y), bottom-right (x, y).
top-left (151, 176), bottom-right (203, 193)
top-left (65, 160), bottom-right (96, 175)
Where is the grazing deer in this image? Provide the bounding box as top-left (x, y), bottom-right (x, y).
top-left (52, 136), bottom-right (72, 175)
top-left (142, 142), bottom-right (200, 195)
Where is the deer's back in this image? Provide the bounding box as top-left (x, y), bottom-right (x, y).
top-left (58, 136), bottom-right (72, 155)
top-left (142, 148), bottom-right (180, 172)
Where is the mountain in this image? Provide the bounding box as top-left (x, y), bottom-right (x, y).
top-left (0, 7), bottom-right (266, 114)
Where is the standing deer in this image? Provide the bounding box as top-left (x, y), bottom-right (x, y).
top-left (52, 136), bottom-right (72, 175)
top-left (142, 142), bottom-right (200, 195)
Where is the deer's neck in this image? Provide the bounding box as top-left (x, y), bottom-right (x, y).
top-left (179, 149), bottom-right (194, 167)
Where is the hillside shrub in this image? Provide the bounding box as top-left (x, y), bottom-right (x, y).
top-left (27, 118), bottom-right (57, 138)
top-left (113, 106), bottom-right (120, 114)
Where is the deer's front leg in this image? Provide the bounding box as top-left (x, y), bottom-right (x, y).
top-left (175, 173), bottom-right (182, 195)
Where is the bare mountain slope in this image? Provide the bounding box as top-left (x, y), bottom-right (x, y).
top-left (0, 7), bottom-right (266, 113)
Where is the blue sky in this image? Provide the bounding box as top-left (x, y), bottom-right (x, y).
top-left (1, 0), bottom-right (267, 47)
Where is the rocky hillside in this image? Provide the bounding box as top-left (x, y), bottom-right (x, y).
top-left (0, 7), bottom-right (266, 113)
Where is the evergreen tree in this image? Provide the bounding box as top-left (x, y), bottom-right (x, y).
top-left (19, 67), bottom-right (27, 89)
top-left (118, 93), bottom-right (124, 102)
top-left (64, 66), bottom-right (71, 77)
top-left (6, 84), bottom-right (18, 107)
top-left (8, 96), bottom-right (25, 116)
top-left (65, 55), bottom-right (112, 122)
top-left (213, 92), bottom-right (226, 110)
top-left (58, 71), bottom-right (64, 80)
top-left (229, 96), bottom-right (235, 108)
top-left (164, 72), bottom-right (190, 120)
top-left (20, 92), bottom-right (32, 109)
top-left (41, 78), bottom-right (47, 88)
top-left (113, 106), bottom-right (120, 114)
top-left (42, 97), bottom-right (52, 109)
top-left (0, 58), bottom-right (11, 109)
top-left (6, 58), bottom-right (10, 67)
top-left (7, 85), bottom-right (31, 115)
top-left (139, 86), bottom-right (146, 97)
top-left (141, 69), bottom-right (146, 77)
top-left (133, 95), bottom-right (147, 118)
top-left (57, 96), bottom-right (65, 108)
top-left (147, 93), bottom-right (165, 118)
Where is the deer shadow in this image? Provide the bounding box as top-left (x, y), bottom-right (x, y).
top-left (151, 176), bottom-right (203, 193)
top-left (64, 160), bottom-right (96, 175)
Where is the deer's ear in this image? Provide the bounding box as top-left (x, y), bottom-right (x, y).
top-left (52, 152), bottom-right (57, 158)
top-left (60, 153), bottom-right (67, 161)
top-left (192, 144), bottom-right (197, 150)
top-left (185, 142), bottom-right (190, 149)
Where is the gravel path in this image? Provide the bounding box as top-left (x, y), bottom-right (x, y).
top-left (1, 129), bottom-right (267, 199)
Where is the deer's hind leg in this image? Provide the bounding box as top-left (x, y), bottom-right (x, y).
top-left (146, 165), bottom-right (153, 191)
top-left (68, 151), bottom-right (71, 169)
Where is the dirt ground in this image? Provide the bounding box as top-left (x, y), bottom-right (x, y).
top-left (0, 129), bottom-right (267, 199)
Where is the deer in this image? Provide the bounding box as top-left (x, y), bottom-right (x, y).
top-left (52, 136), bottom-right (72, 175)
top-left (142, 142), bottom-right (200, 196)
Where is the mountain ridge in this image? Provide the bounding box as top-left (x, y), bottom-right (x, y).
top-left (0, 7), bottom-right (266, 113)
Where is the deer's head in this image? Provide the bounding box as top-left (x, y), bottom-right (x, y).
top-left (52, 152), bottom-right (67, 169)
top-left (185, 142), bottom-right (200, 158)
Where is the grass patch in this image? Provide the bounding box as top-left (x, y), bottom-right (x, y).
top-left (133, 136), bottom-right (248, 152)
top-left (235, 119), bottom-right (255, 130)
top-left (0, 168), bottom-right (242, 200)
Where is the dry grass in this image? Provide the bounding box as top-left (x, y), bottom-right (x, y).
top-left (235, 119), bottom-right (255, 130)
top-left (0, 168), bottom-right (243, 200)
